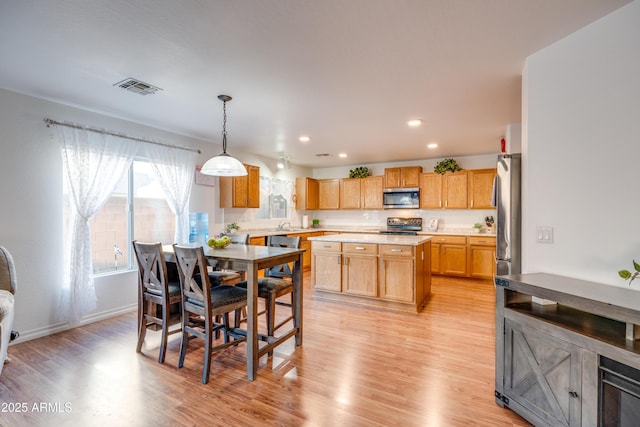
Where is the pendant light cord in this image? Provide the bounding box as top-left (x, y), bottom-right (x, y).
top-left (222, 99), bottom-right (228, 153)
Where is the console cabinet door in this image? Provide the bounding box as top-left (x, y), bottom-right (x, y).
top-left (504, 320), bottom-right (582, 427)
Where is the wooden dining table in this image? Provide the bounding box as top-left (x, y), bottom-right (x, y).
top-left (163, 243), bottom-right (305, 381)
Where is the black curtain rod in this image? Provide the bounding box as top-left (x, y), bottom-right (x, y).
top-left (43, 118), bottom-right (201, 154)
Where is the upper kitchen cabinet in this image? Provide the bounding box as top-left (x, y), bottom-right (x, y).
top-left (467, 168), bottom-right (496, 209)
top-left (318, 179), bottom-right (340, 210)
top-left (339, 176), bottom-right (384, 210)
top-left (295, 177), bottom-right (319, 210)
top-left (384, 166), bottom-right (422, 188)
top-left (219, 164), bottom-right (260, 208)
top-left (419, 173), bottom-right (443, 209)
top-left (442, 171), bottom-right (468, 209)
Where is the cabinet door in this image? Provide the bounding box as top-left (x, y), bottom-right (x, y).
top-left (430, 243), bottom-right (441, 273)
top-left (343, 254), bottom-right (378, 297)
top-left (379, 256), bottom-right (414, 302)
top-left (362, 176), bottom-right (383, 209)
top-left (443, 171), bottom-right (468, 209)
top-left (504, 320), bottom-right (582, 427)
top-left (468, 237), bottom-right (496, 279)
top-left (401, 166), bottom-right (422, 187)
top-left (318, 179), bottom-right (340, 209)
top-left (312, 251), bottom-right (342, 292)
top-left (295, 177), bottom-right (319, 210)
top-left (384, 168), bottom-right (401, 188)
top-left (246, 164), bottom-right (260, 208)
top-left (340, 178), bottom-right (361, 209)
top-left (468, 168), bottom-right (496, 209)
top-left (420, 173), bottom-right (443, 209)
top-left (441, 244), bottom-right (467, 276)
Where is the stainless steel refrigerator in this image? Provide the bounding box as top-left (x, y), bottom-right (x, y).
top-left (494, 153), bottom-right (521, 276)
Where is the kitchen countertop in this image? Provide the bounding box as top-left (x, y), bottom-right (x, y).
top-left (308, 233), bottom-right (432, 246)
top-left (241, 226), bottom-right (495, 238)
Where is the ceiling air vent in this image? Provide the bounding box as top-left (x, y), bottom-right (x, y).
top-left (315, 153), bottom-right (332, 157)
top-left (113, 78), bottom-right (162, 96)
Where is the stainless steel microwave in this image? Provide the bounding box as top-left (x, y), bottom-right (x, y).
top-left (382, 188), bottom-right (420, 209)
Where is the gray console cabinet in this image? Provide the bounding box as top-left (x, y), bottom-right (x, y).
top-left (495, 273), bottom-right (640, 427)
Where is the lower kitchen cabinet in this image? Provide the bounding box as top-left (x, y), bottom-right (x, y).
top-left (430, 235), bottom-right (467, 276)
top-left (311, 241), bottom-right (342, 292)
top-left (311, 238), bottom-right (431, 312)
top-left (290, 231), bottom-right (324, 270)
top-left (342, 243), bottom-right (378, 297)
top-left (468, 236), bottom-right (496, 279)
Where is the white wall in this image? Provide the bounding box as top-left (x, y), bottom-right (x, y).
top-left (0, 88), bottom-right (304, 340)
top-left (522, 0), bottom-right (640, 286)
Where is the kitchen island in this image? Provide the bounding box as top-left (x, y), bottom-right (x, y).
top-left (308, 233), bottom-right (432, 312)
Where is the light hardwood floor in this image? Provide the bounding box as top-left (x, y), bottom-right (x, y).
top-left (0, 274), bottom-right (530, 426)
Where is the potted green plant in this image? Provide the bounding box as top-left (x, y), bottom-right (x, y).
top-left (473, 223), bottom-right (483, 233)
top-left (434, 158), bottom-right (463, 174)
top-left (312, 219), bottom-right (320, 228)
top-left (619, 260), bottom-right (640, 285)
top-left (225, 222), bottom-right (240, 233)
top-left (349, 166), bottom-right (371, 179)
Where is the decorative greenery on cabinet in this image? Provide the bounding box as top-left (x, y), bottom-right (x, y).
top-left (434, 158), bottom-right (463, 174)
top-left (349, 166), bottom-right (372, 178)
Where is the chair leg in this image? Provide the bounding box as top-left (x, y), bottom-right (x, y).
top-left (222, 313), bottom-right (230, 344)
top-left (202, 320), bottom-right (213, 384)
top-left (136, 300), bottom-right (147, 354)
top-left (178, 319), bottom-right (188, 369)
top-left (158, 303), bottom-right (169, 364)
top-left (266, 292), bottom-right (276, 337)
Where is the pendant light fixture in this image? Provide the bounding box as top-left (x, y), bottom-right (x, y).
top-left (200, 95), bottom-right (247, 176)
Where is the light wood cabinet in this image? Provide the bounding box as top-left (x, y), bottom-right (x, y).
top-left (379, 245), bottom-right (415, 303)
top-left (442, 171), bottom-right (468, 209)
top-left (468, 236), bottom-right (496, 279)
top-left (362, 176), bottom-right (384, 209)
top-left (249, 236), bottom-right (265, 246)
top-left (429, 235), bottom-right (467, 276)
top-left (318, 179), bottom-right (340, 209)
top-left (295, 177), bottom-right (319, 210)
top-left (339, 176), bottom-right (384, 210)
top-left (311, 241), bottom-right (342, 292)
top-left (291, 231), bottom-right (324, 270)
top-left (219, 164), bottom-right (260, 208)
top-left (468, 168), bottom-right (496, 209)
top-left (340, 178), bottom-right (362, 209)
top-left (384, 166), bottom-right (422, 188)
top-left (420, 173), bottom-right (443, 209)
top-left (343, 243), bottom-right (378, 297)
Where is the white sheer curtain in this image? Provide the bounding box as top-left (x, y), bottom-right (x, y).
top-left (144, 144), bottom-right (198, 244)
top-left (58, 125), bottom-right (139, 324)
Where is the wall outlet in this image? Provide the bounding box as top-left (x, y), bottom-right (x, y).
top-left (536, 226), bottom-right (553, 243)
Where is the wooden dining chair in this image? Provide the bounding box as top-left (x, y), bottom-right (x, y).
top-left (237, 235), bottom-right (301, 338)
top-left (132, 241), bottom-right (182, 364)
top-left (173, 244), bottom-right (248, 384)
top-left (207, 233), bottom-right (250, 285)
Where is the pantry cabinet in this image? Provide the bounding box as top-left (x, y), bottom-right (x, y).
top-left (219, 164), bottom-right (260, 208)
top-left (384, 166), bottom-right (422, 188)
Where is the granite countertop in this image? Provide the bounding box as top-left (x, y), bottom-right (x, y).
top-left (308, 233), bottom-right (431, 246)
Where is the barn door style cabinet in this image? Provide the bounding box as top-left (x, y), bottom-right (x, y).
top-left (495, 273), bottom-right (640, 427)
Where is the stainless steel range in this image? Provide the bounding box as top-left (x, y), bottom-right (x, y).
top-left (379, 217), bottom-right (422, 235)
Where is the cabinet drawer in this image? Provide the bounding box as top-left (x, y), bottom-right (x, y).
top-left (429, 235), bottom-right (467, 245)
top-left (379, 244), bottom-right (414, 257)
top-left (468, 236), bottom-right (496, 246)
top-left (312, 241), bottom-right (342, 252)
top-left (343, 242), bottom-right (377, 254)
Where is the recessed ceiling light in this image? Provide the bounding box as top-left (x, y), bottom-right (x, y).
top-left (338, 153), bottom-right (347, 158)
top-left (299, 136), bottom-right (310, 142)
top-left (427, 143), bottom-right (438, 149)
top-left (407, 119), bottom-right (423, 127)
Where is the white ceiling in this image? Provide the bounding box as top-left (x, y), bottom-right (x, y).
top-left (0, 0), bottom-right (631, 167)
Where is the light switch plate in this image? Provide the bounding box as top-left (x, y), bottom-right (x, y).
top-left (536, 226), bottom-right (553, 243)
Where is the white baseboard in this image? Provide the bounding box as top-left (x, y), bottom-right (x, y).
top-left (10, 304), bottom-right (137, 344)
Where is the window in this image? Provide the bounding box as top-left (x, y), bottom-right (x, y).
top-left (256, 176), bottom-right (293, 220)
top-left (63, 160), bottom-right (175, 275)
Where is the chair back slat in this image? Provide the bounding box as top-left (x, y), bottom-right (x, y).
top-left (173, 245), bottom-right (212, 315)
top-left (132, 241), bottom-right (169, 295)
top-left (264, 235), bottom-right (301, 278)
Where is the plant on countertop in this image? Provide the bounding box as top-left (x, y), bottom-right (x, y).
top-left (434, 158), bottom-right (463, 174)
top-left (473, 222), bottom-right (483, 229)
top-left (618, 260), bottom-right (640, 285)
top-left (226, 222), bottom-right (240, 231)
top-left (349, 166), bottom-right (372, 179)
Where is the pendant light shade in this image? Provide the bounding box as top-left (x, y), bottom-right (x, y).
top-left (200, 95), bottom-right (247, 176)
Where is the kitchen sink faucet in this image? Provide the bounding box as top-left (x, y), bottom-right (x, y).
top-left (278, 221), bottom-right (291, 231)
